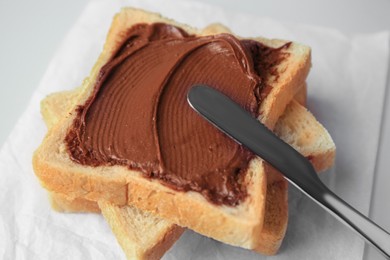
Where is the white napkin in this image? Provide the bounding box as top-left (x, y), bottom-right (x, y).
top-left (0, 0), bottom-right (388, 259)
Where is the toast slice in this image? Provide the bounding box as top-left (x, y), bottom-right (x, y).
top-left (33, 8), bottom-right (312, 249)
top-left (41, 80), bottom-right (333, 257)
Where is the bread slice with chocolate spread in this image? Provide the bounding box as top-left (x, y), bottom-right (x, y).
top-left (33, 7), bottom-right (319, 251)
top-left (40, 82), bottom-right (334, 257)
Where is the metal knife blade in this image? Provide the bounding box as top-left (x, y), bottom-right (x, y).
top-left (187, 84), bottom-right (390, 258)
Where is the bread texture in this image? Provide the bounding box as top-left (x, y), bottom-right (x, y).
top-left (275, 100), bottom-right (335, 172)
top-left (99, 201), bottom-right (184, 260)
top-left (33, 8), bottom-right (313, 250)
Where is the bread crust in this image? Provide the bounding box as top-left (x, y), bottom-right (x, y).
top-left (33, 7), bottom-right (311, 249)
top-left (255, 178), bottom-right (288, 255)
top-left (274, 100), bottom-right (336, 173)
top-left (294, 83), bottom-right (307, 106)
top-left (50, 192), bottom-right (100, 213)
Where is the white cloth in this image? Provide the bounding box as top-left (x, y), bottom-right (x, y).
top-left (0, 0), bottom-right (389, 259)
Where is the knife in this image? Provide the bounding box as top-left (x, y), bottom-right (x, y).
top-left (187, 84), bottom-right (390, 258)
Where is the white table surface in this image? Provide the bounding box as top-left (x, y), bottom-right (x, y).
top-left (0, 0), bottom-right (389, 259)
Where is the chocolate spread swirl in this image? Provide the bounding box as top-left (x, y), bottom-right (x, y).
top-left (66, 23), bottom-right (289, 206)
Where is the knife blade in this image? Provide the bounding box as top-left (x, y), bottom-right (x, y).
top-left (187, 84), bottom-right (390, 258)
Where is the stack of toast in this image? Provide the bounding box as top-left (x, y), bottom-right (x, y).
top-left (33, 7), bottom-right (335, 260)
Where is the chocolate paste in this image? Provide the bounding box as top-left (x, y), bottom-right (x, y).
top-left (66, 23), bottom-right (290, 206)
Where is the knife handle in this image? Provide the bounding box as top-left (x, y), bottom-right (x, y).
top-left (294, 169), bottom-right (390, 258)
top-left (188, 85), bottom-right (390, 258)
top-left (255, 125), bottom-right (390, 258)
top-left (267, 141), bottom-right (390, 258)
top-left (313, 186), bottom-right (390, 258)
top-left (248, 101), bottom-right (390, 258)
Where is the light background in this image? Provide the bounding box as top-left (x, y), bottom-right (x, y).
top-left (0, 1), bottom-right (389, 259)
